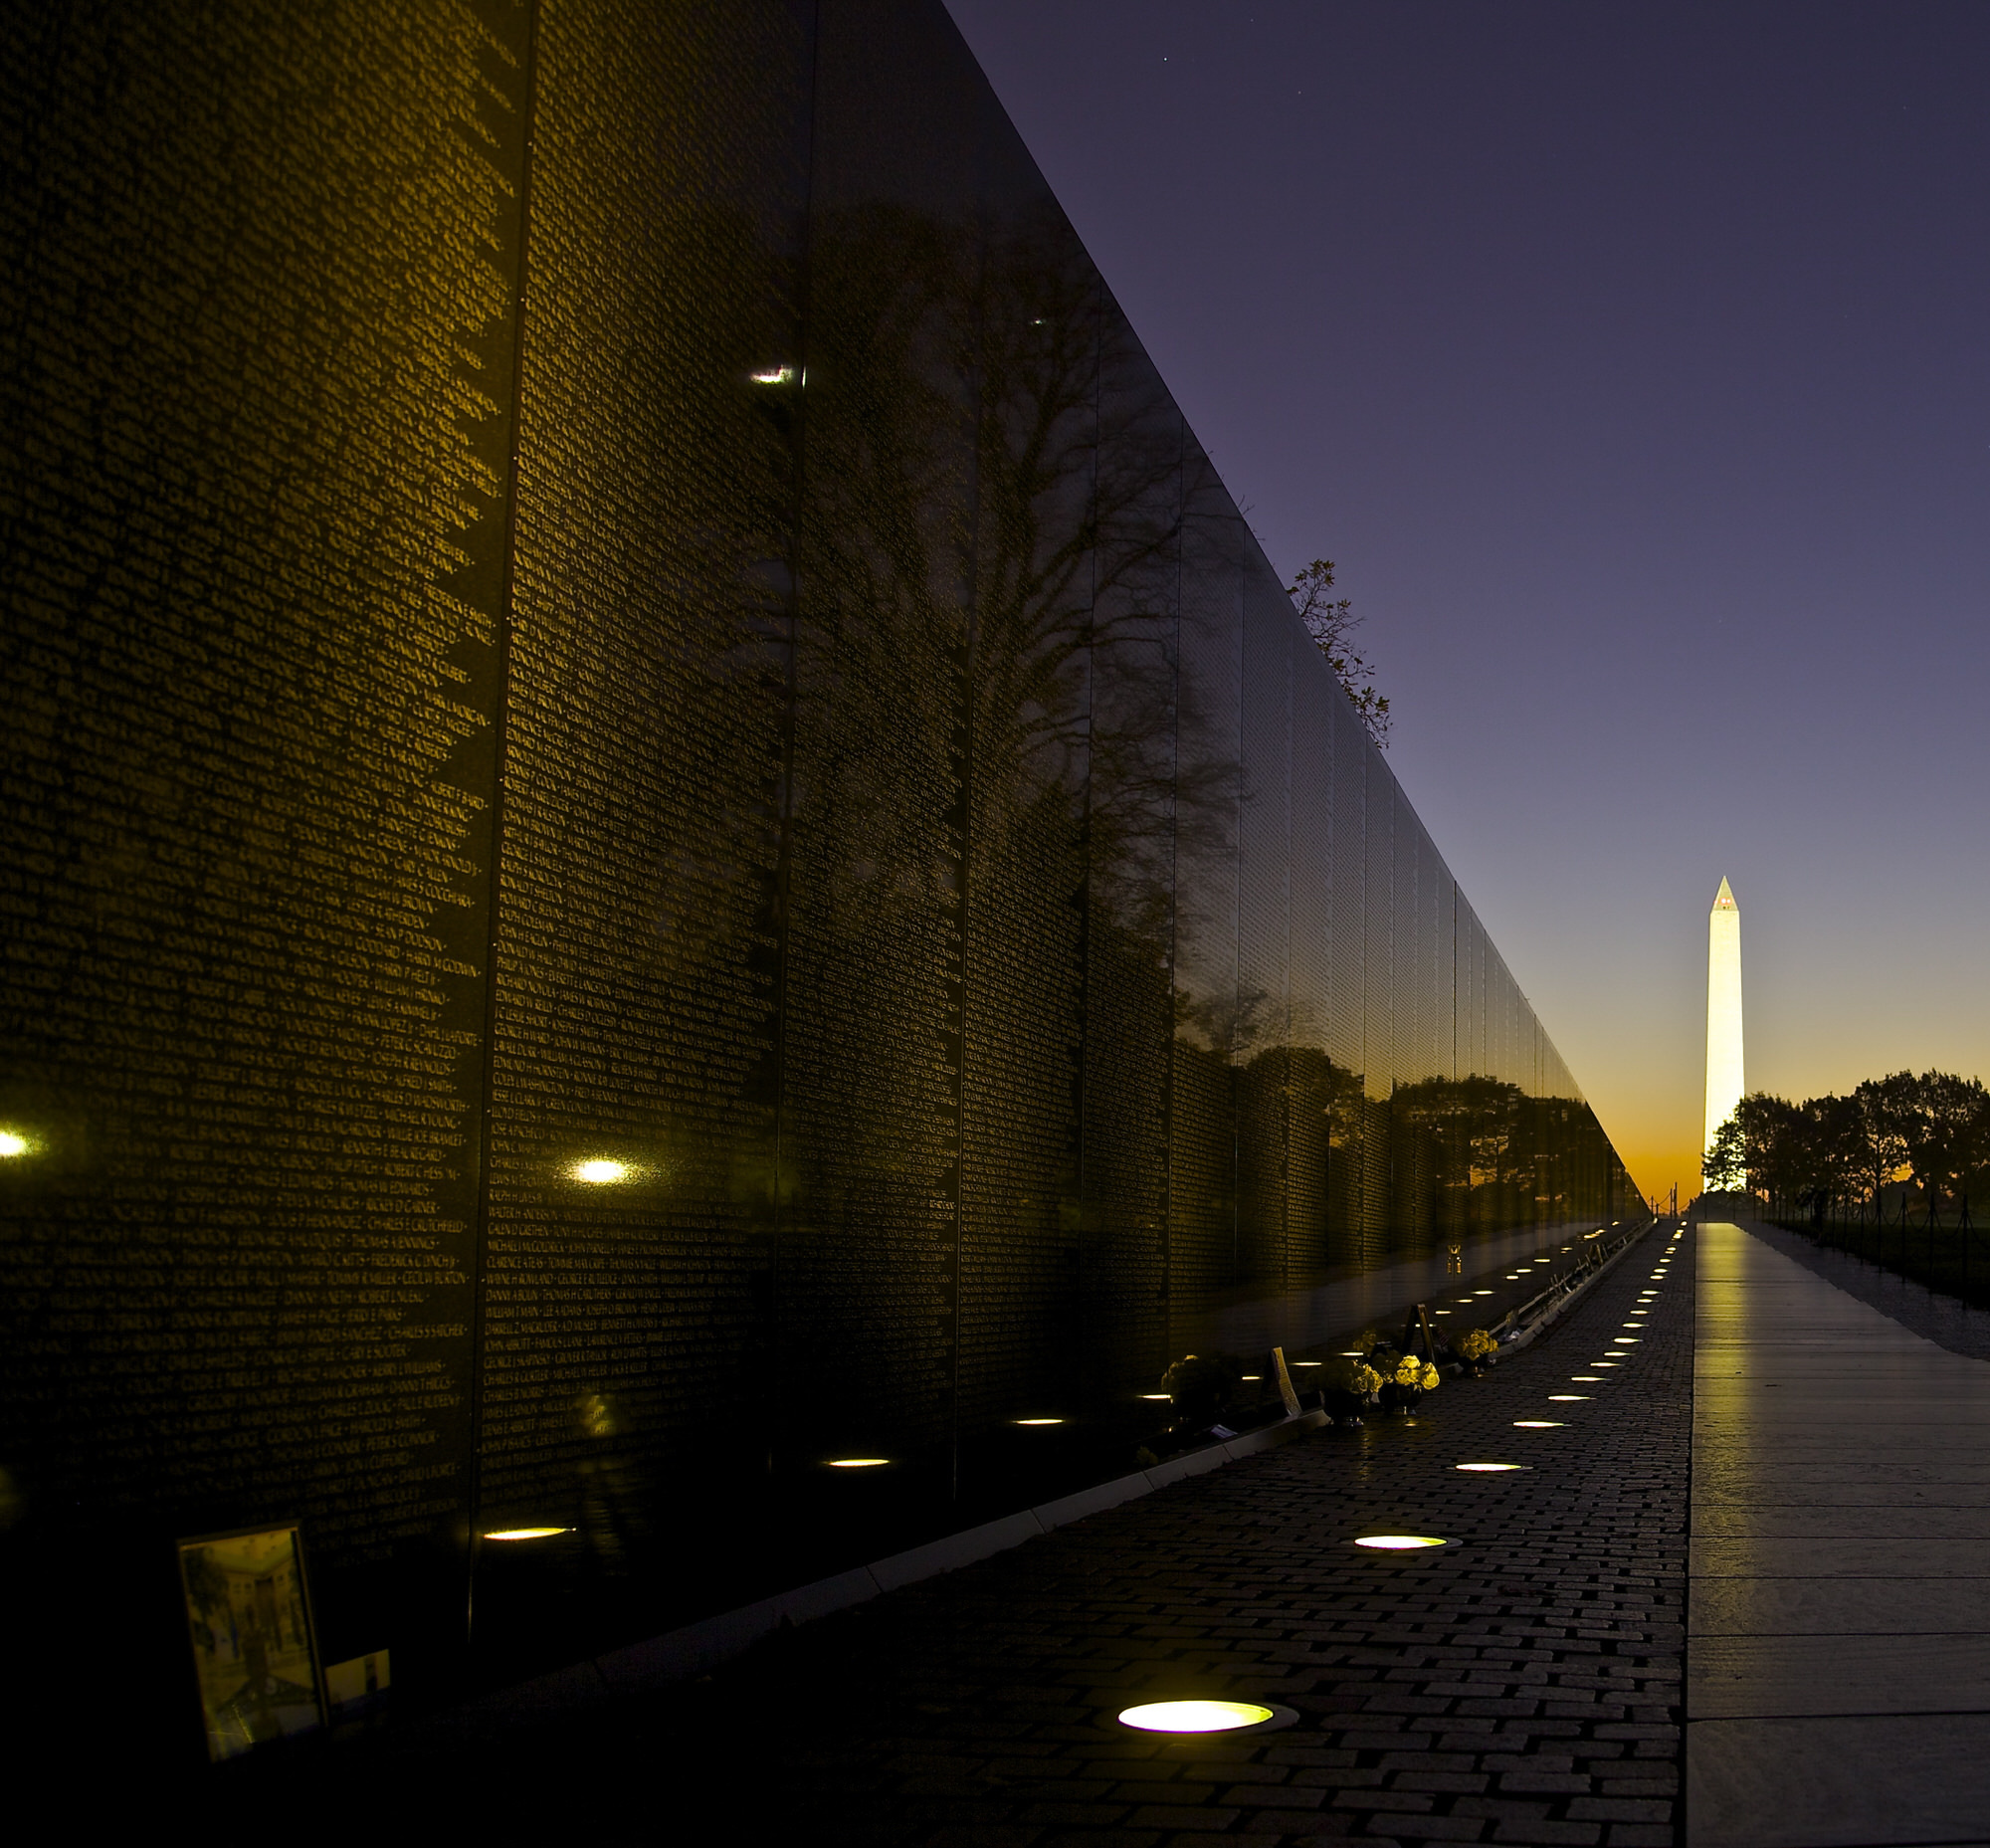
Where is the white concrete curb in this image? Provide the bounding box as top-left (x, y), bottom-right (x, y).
top-left (1500, 1223), bottom-right (1653, 1353)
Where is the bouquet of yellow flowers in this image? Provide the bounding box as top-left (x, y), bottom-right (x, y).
top-left (1457, 1328), bottom-right (1497, 1362)
top-left (1320, 1355), bottom-right (1381, 1424)
top-left (1375, 1349), bottom-right (1442, 1412)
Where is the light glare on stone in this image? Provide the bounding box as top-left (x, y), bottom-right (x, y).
top-left (1118, 1699), bottom-right (1275, 1733)
top-left (573, 1158), bottom-right (629, 1184)
top-left (485, 1527), bottom-right (573, 1540)
top-left (0, 1130), bottom-right (27, 1158)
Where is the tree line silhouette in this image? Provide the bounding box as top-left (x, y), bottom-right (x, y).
top-left (1703, 1070), bottom-right (1989, 1217)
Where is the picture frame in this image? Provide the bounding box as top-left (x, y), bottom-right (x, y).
top-left (176, 1523), bottom-right (325, 1761)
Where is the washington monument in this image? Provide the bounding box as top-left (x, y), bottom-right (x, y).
top-left (1703, 877), bottom-right (1744, 1157)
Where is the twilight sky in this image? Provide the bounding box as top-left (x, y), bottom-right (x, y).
top-left (944, 0), bottom-right (1990, 1203)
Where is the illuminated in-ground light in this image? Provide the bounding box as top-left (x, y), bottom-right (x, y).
top-left (1118, 1701), bottom-right (1275, 1734)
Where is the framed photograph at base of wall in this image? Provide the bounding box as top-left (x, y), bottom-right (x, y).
top-left (176, 1524), bottom-right (325, 1761)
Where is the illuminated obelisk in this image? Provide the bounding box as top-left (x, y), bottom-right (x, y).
top-left (1702, 877), bottom-right (1744, 1161)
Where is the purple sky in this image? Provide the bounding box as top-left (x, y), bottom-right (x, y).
top-left (944, 0), bottom-right (1990, 1199)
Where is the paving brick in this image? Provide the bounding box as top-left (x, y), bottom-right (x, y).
top-left (1565, 1798), bottom-right (1670, 1823)
top-left (1370, 1818), bottom-right (1490, 1841)
top-left (1125, 1806), bottom-right (1240, 1829)
top-left (326, 1228), bottom-right (1693, 1841)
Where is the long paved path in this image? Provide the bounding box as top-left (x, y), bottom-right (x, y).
top-left (300, 1225), bottom-right (1693, 1842)
top-left (1690, 1222), bottom-right (1990, 1847)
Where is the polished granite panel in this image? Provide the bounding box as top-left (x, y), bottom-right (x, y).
top-left (0, 0), bottom-right (1645, 1732)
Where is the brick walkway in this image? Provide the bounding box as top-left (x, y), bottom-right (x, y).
top-left (329, 1227), bottom-right (1684, 1842)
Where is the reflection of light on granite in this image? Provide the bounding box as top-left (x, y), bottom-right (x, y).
top-left (573, 1158), bottom-right (628, 1183)
top-left (0, 1130), bottom-right (28, 1158)
top-left (485, 1527), bottom-right (573, 1540)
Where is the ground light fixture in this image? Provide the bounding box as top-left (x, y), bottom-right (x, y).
top-left (1353, 1535), bottom-right (1448, 1549)
top-left (1116, 1700), bottom-right (1288, 1735)
top-left (1456, 1462), bottom-right (1530, 1472)
top-left (1140, 1393), bottom-right (1170, 1400)
top-left (484, 1527), bottom-right (574, 1541)
top-left (828, 1458), bottom-right (890, 1468)
top-left (1013, 1418), bottom-right (1064, 1426)
top-left (1513, 1420), bottom-right (1564, 1428)
top-left (1571, 1374), bottom-right (1602, 1381)
top-left (1549, 1394), bottom-right (1590, 1401)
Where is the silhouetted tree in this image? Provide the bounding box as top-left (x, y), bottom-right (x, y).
top-left (1287, 558), bottom-right (1390, 748)
top-left (1705, 1071), bottom-right (1990, 1214)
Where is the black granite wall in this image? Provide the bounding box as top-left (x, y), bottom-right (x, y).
top-left (0, 0), bottom-right (1640, 1737)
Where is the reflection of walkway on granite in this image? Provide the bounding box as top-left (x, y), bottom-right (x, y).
top-left (317, 1223), bottom-right (1691, 1840)
top-left (1689, 1223), bottom-right (1990, 1847)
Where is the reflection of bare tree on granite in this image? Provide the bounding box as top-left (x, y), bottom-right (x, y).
top-left (779, 193), bottom-right (1245, 1435)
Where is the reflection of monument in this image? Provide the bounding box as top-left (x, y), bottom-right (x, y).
top-left (1703, 878), bottom-right (1744, 1159)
